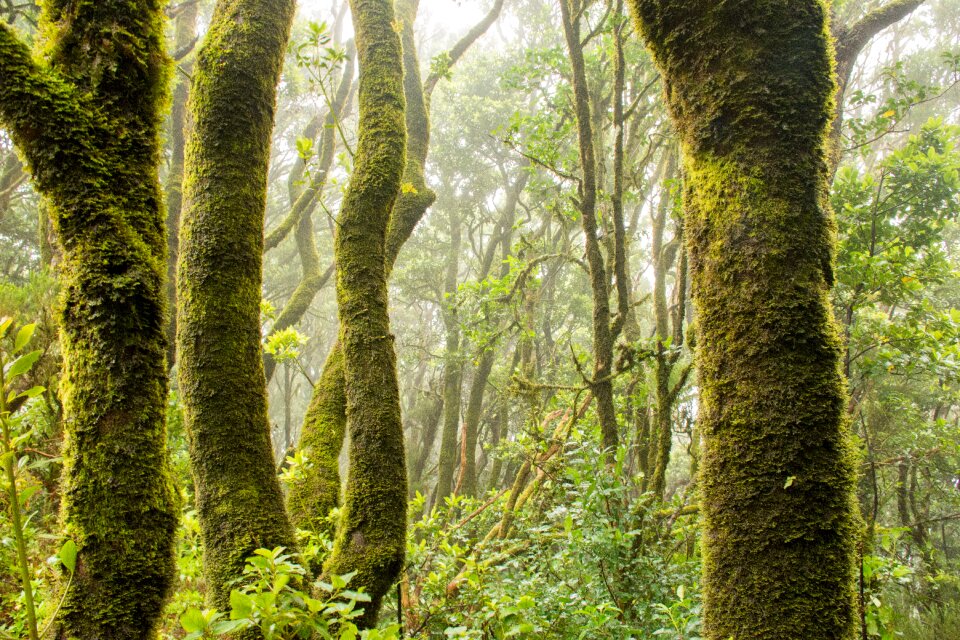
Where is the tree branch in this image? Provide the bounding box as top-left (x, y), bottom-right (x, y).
top-left (423, 0), bottom-right (505, 101)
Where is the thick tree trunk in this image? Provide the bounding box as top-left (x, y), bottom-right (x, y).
top-left (322, 0), bottom-right (407, 626)
top-left (0, 3), bottom-right (177, 636)
top-left (630, 1), bottom-right (860, 638)
top-left (177, 0), bottom-right (296, 610)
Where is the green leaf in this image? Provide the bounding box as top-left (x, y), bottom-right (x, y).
top-left (0, 317), bottom-right (11, 339)
top-left (59, 539), bottom-right (78, 573)
top-left (5, 350), bottom-right (41, 380)
top-left (17, 386), bottom-right (45, 400)
top-left (181, 607), bottom-right (208, 632)
top-left (13, 324), bottom-right (36, 353)
top-left (296, 136), bottom-right (314, 160)
top-left (211, 620), bottom-right (248, 634)
top-left (230, 589), bottom-right (253, 619)
top-left (783, 476), bottom-right (796, 489)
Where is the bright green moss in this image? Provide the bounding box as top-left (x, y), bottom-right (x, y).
top-left (287, 344), bottom-right (347, 538)
top-left (630, 1), bottom-right (860, 638)
top-left (0, 2), bottom-right (177, 636)
top-left (176, 0), bottom-right (296, 612)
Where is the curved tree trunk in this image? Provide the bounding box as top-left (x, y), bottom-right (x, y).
top-left (177, 0), bottom-right (296, 610)
top-left (630, 1), bottom-right (860, 638)
top-left (286, 0), bottom-right (439, 533)
top-left (322, 0), bottom-right (407, 626)
top-left (0, 2), bottom-right (177, 636)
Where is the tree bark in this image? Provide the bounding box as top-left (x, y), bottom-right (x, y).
top-left (0, 2), bottom-right (177, 636)
top-left (288, 0), bottom-right (502, 534)
top-left (630, 1), bottom-right (860, 638)
top-left (435, 208), bottom-right (463, 501)
top-left (322, 0), bottom-right (407, 626)
top-left (560, 0), bottom-right (619, 456)
top-left (164, 0), bottom-right (199, 368)
top-left (177, 0), bottom-right (296, 610)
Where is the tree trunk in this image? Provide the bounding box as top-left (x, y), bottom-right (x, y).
top-left (630, 1), bottom-right (860, 638)
top-left (436, 208), bottom-right (463, 500)
top-left (0, 3), bottom-right (177, 636)
top-left (560, 0), bottom-right (619, 456)
top-left (322, 0), bottom-right (407, 626)
top-left (164, 1), bottom-right (199, 368)
top-left (177, 0), bottom-right (296, 610)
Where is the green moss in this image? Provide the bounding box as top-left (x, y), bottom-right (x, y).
top-left (322, 0), bottom-right (407, 628)
top-left (630, 1), bottom-right (860, 638)
top-left (286, 345), bottom-right (346, 537)
top-left (1, 3), bottom-right (178, 636)
top-left (176, 0), bottom-right (296, 611)
top-left (291, 0), bottom-right (436, 551)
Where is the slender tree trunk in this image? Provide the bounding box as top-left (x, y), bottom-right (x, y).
top-left (290, 0), bottom-right (506, 532)
top-left (460, 171), bottom-right (528, 496)
top-left (828, 0), bottom-right (926, 178)
top-left (436, 208), bottom-right (463, 500)
top-left (0, 3), bottom-right (177, 636)
top-left (631, 2), bottom-right (860, 638)
top-left (560, 0), bottom-right (619, 455)
top-left (177, 0), bottom-right (296, 610)
top-left (322, 0), bottom-right (407, 626)
top-left (165, 1), bottom-right (199, 368)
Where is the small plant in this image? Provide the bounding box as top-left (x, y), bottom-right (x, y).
top-left (653, 585), bottom-right (701, 640)
top-left (0, 318), bottom-right (75, 640)
top-left (179, 547), bottom-right (401, 640)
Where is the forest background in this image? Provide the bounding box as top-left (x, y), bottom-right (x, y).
top-left (1, 0), bottom-right (959, 638)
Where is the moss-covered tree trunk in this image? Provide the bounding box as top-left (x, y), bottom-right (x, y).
top-left (322, 0), bottom-right (407, 626)
top-left (0, 2), bottom-right (177, 636)
top-left (164, 1), bottom-right (199, 368)
top-left (560, 0), bottom-right (619, 456)
top-left (286, 0), bottom-right (437, 534)
top-left (176, 0), bottom-right (296, 610)
top-left (630, 1), bottom-right (860, 638)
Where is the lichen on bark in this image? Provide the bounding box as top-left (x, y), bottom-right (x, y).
top-left (630, 1), bottom-right (861, 638)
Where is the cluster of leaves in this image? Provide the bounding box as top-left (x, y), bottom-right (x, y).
top-left (401, 433), bottom-right (701, 639)
top-left (179, 547), bottom-right (400, 640)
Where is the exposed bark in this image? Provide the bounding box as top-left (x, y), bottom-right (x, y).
top-left (176, 0), bottom-right (296, 610)
top-left (0, 2), bottom-right (177, 636)
top-left (436, 208), bottom-right (463, 501)
top-left (460, 171), bottom-right (528, 496)
top-left (322, 0), bottom-right (407, 626)
top-left (631, 1), bottom-right (860, 637)
top-left (422, 0), bottom-right (505, 101)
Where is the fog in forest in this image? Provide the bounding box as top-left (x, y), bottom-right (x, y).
top-left (1, 1), bottom-right (959, 638)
